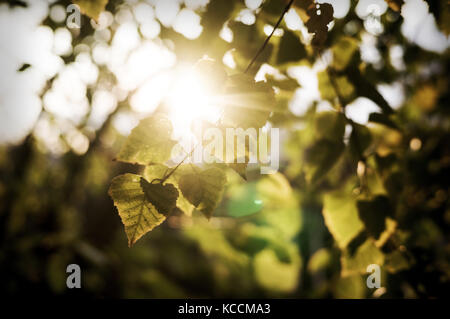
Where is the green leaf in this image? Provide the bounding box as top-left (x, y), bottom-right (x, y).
top-left (227, 162), bottom-right (248, 180)
top-left (256, 173), bottom-right (302, 239)
top-left (256, 172), bottom-right (293, 204)
top-left (199, 0), bottom-right (237, 46)
top-left (349, 123), bottom-right (372, 160)
top-left (253, 247), bottom-right (301, 293)
top-left (228, 21), bottom-right (273, 73)
top-left (222, 74), bottom-right (276, 129)
top-left (265, 74), bottom-right (299, 91)
top-left (385, 250), bottom-right (412, 273)
top-left (323, 191), bottom-right (364, 249)
top-left (303, 112), bottom-right (347, 184)
top-left (332, 36), bottom-right (359, 71)
top-left (313, 112), bottom-right (346, 141)
top-left (304, 138), bottom-right (345, 184)
top-left (116, 114), bottom-right (177, 165)
top-left (108, 174), bottom-right (178, 246)
top-left (276, 30), bottom-right (307, 65)
top-left (178, 174), bottom-right (203, 207)
top-left (317, 71), bottom-right (355, 103)
top-left (341, 239), bottom-right (385, 277)
top-left (73, 0), bottom-right (108, 20)
top-left (144, 164), bottom-right (195, 216)
top-left (178, 166), bottom-right (227, 219)
top-left (334, 275), bottom-right (366, 298)
top-left (141, 180), bottom-right (179, 215)
top-left (356, 196), bottom-right (391, 240)
top-left (307, 248), bottom-right (333, 274)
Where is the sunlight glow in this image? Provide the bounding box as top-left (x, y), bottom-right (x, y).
top-left (167, 66), bottom-right (222, 140)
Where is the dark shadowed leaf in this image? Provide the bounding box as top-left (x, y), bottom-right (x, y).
top-left (177, 166), bottom-right (227, 219)
top-left (314, 112), bottom-right (346, 141)
top-left (305, 3), bottom-right (334, 47)
top-left (144, 164), bottom-right (195, 216)
top-left (276, 30), bottom-right (307, 65)
top-left (357, 196), bottom-right (391, 239)
top-left (304, 138), bottom-right (345, 184)
top-left (349, 123), bottom-right (372, 160)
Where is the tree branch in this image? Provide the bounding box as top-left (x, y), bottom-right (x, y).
top-left (244, 0), bottom-right (295, 74)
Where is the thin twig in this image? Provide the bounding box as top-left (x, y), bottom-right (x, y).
top-left (244, 0), bottom-right (295, 74)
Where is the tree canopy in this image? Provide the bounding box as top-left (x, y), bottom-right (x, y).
top-left (0, 0), bottom-right (449, 298)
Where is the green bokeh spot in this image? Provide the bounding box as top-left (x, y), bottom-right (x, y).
top-left (227, 182), bottom-right (263, 217)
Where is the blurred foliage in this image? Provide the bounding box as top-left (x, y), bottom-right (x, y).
top-left (0, 0), bottom-right (449, 299)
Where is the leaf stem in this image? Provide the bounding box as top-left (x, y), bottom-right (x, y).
top-left (244, 0), bottom-right (295, 74)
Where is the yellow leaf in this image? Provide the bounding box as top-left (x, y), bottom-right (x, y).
top-left (73, 0), bottom-right (109, 21)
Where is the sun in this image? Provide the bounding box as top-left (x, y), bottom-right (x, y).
top-left (166, 64), bottom-right (223, 141)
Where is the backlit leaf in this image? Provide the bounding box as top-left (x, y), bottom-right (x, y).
top-left (317, 71), bottom-right (355, 103)
top-left (334, 275), bottom-right (366, 298)
top-left (341, 239), bottom-right (385, 277)
top-left (323, 191), bottom-right (364, 249)
top-left (116, 114), bottom-right (177, 165)
top-left (222, 74), bottom-right (276, 129)
top-left (253, 247), bottom-right (301, 293)
top-left (385, 0), bottom-right (404, 12)
top-left (332, 36), bottom-right (359, 71)
top-left (108, 174), bottom-right (178, 246)
top-left (177, 166), bottom-right (227, 219)
top-left (72, 0), bottom-right (108, 20)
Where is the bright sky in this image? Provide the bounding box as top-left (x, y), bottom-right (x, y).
top-left (0, 0), bottom-right (448, 154)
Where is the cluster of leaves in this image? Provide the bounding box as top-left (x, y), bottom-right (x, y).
top-left (108, 62), bottom-right (275, 246)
